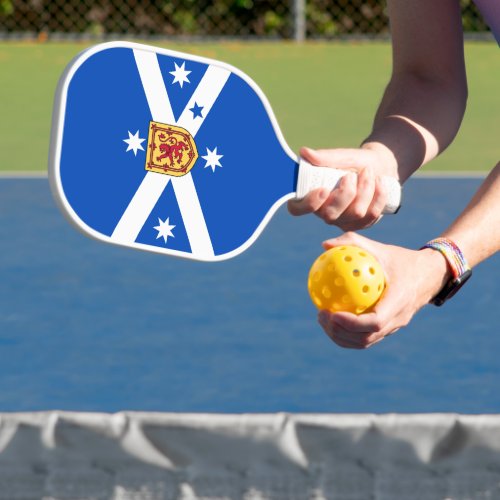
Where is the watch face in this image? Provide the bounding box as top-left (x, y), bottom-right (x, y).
top-left (432, 269), bottom-right (472, 306)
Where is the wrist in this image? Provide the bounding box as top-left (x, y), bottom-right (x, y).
top-left (418, 248), bottom-right (453, 302)
top-left (361, 141), bottom-right (399, 179)
top-left (420, 238), bottom-right (472, 306)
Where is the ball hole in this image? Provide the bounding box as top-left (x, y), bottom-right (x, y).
top-left (344, 256), bottom-right (352, 262)
top-left (334, 277), bottom-right (344, 287)
top-left (378, 284), bottom-right (382, 291)
top-left (369, 267), bottom-right (376, 275)
top-left (356, 306), bottom-right (366, 314)
top-left (322, 286), bottom-right (332, 299)
top-left (352, 269), bottom-right (360, 277)
top-left (362, 285), bottom-right (369, 293)
top-left (359, 252), bottom-right (367, 257)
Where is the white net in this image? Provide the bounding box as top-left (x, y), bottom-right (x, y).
top-left (1, 412), bottom-right (500, 499)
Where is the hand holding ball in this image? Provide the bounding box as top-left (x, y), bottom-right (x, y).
top-left (308, 245), bottom-right (385, 314)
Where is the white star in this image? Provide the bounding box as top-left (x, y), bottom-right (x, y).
top-left (154, 217), bottom-right (176, 244)
top-left (202, 147), bottom-right (223, 173)
top-left (123, 130), bottom-right (145, 156)
top-left (169, 62), bottom-right (191, 88)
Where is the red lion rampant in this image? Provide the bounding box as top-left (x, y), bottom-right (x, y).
top-left (156, 135), bottom-right (189, 166)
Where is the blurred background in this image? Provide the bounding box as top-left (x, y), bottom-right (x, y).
top-left (0, 0), bottom-right (492, 41)
top-left (0, 1), bottom-right (497, 176)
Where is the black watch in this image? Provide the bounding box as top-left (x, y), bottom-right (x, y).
top-left (431, 269), bottom-right (472, 306)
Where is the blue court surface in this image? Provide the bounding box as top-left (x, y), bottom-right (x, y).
top-left (0, 176), bottom-right (498, 413)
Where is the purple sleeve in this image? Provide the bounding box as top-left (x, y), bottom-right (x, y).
top-left (473, 0), bottom-right (500, 44)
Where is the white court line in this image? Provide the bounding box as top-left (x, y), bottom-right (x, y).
top-left (414, 171), bottom-right (487, 178)
top-left (0, 171), bottom-right (48, 178)
top-left (0, 171), bottom-right (487, 179)
top-left (111, 50), bottom-right (230, 259)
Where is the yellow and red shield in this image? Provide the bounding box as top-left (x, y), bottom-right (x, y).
top-left (145, 121), bottom-right (198, 177)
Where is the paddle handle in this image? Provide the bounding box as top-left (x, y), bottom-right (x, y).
top-left (295, 159), bottom-right (401, 214)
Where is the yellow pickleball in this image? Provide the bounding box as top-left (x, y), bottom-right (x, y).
top-left (308, 245), bottom-right (385, 314)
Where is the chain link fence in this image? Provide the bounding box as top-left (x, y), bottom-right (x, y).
top-left (0, 0), bottom-right (491, 40)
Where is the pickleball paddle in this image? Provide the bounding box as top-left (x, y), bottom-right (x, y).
top-left (49, 41), bottom-right (401, 262)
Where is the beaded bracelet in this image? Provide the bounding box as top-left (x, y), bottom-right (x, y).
top-left (421, 238), bottom-right (470, 279)
top-left (421, 237), bottom-right (472, 306)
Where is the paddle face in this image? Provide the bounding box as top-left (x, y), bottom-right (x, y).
top-left (49, 42), bottom-right (298, 261)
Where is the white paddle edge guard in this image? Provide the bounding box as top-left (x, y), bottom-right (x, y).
top-left (296, 159), bottom-right (402, 214)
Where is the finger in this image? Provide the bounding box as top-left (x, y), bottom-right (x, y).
top-left (331, 168), bottom-right (379, 231)
top-left (321, 325), bottom-right (365, 349)
top-left (322, 231), bottom-right (369, 251)
top-left (342, 167), bottom-right (376, 221)
top-left (327, 326), bottom-right (382, 349)
top-left (288, 188), bottom-right (330, 216)
top-left (332, 295), bottom-right (402, 339)
top-left (365, 176), bottom-right (387, 220)
top-left (331, 336), bottom-right (365, 349)
top-left (331, 316), bottom-right (392, 348)
top-left (316, 172), bottom-right (357, 224)
top-left (299, 147), bottom-right (326, 167)
top-left (368, 288), bottom-right (412, 334)
top-left (330, 324), bottom-right (372, 348)
top-left (319, 311), bottom-right (373, 349)
top-left (300, 147), bottom-right (370, 170)
top-left (341, 176), bottom-right (387, 230)
top-left (319, 308), bottom-right (394, 348)
top-left (330, 311), bottom-right (385, 335)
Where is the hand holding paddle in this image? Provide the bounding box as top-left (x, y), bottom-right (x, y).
top-left (49, 42), bottom-right (401, 261)
top-left (290, 146), bottom-right (399, 231)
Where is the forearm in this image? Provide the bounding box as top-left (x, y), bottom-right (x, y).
top-left (361, 0), bottom-right (467, 183)
top-left (441, 162), bottom-right (500, 267)
top-left (363, 73), bottom-right (467, 182)
top-left (412, 163), bottom-right (500, 307)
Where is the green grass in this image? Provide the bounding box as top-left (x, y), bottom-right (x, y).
top-left (0, 41), bottom-right (497, 172)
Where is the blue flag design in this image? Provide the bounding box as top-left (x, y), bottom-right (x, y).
top-left (51, 42), bottom-right (298, 261)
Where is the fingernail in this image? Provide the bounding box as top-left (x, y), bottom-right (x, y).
top-left (300, 146), bottom-right (314, 156)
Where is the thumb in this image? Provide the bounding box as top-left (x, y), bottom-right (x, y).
top-left (322, 231), bottom-right (369, 250)
top-left (300, 147), bottom-right (366, 170)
